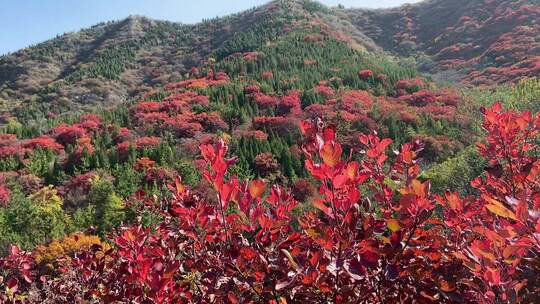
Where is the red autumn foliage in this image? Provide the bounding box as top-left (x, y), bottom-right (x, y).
top-left (244, 84), bottom-right (261, 95)
top-left (3, 104), bottom-right (540, 303)
top-left (252, 116), bottom-right (300, 136)
top-left (399, 89), bottom-right (460, 107)
top-left (261, 71), bottom-right (274, 79)
top-left (117, 136), bottom-right (161, 156)
top-left (231, 129), bottom-right (269, 141)
top-left (50, 124), bottom-right (88, 146)
top-left (253, 93), bottom-right (280, 108)
top-left (0, 135), bottom-right (24, 159)
top-left (114, 127), bottom-right (134, 143)
top-left (164, 71), bottom-right (230, 90)
top-left (164, 116), bottom-right (204, 138)
top-left (358, 69), bottom-right (374, 79)
top-left (192, 112), bottom-right (228, 133)
top-left (0, 184), bottom-right (10, 207)
top-left (253, 152), bottom-right (280, 177)
top-left (277, 90), bottom-right (302, 116)
top-left (395, 77), bottom-right (427, 95)
top-left (21, 136), bottom-right (64, 153)
top-left (291, 178), bottom-right (316, 202)
top-left (315, 83), bottom-right (335, 99)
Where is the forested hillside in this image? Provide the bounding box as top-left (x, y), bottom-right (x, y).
top-left (0, 0), bottom-right (540, 303)
top-left (343, 0), bottom-right (540, 84)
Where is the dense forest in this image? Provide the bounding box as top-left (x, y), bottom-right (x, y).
top-left (1, 0), bottom-right (540, 303)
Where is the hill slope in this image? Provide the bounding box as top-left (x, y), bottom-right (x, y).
top-left (0, 1), bottom-right (292, 111)
top-left (1, 0), bottom-right (538, 113)
top-left (343, 0), bottom-right (540, 84)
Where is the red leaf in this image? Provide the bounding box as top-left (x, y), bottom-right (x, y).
top-left (320, 142), bottom-right (342, 168)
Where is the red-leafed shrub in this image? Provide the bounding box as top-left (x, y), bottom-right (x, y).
top-left (114, 127), bottom-right (134, 143)
top-left (395, 77), bottom-right (427, 95)
top-left (193, 112), bottom-right (228, 132)
top-left (58, 171), bottom-right (98, 196)
top-left (232, 130), bottom-right (269, 141)
top-left (399, 89), bottom-right (438, 106)
top-left (315, 84), bottom-right (335, 99)
top-left (277, 90), bottom-right (302, 116)
top-left (242, 52), bottom-right (259, 61)
top-left (253, 93), bottom-right (280, 108)
top-left (50, 124), bottom-right (88, 146)
top-left (131, 101), bottom-right (161, 113)
top-left (341, 90), bottom-right (373, 108)
top-left (134, 112), bottom-right (169, 126)
top-left (164, 71), bottom-right (230, 90)
top-left (358, 69), bottom-right (374, 79)
top-left (117, 136), bottom-right (161, 156)
top-left (134, 137), bottom-right (161, 150)
top-left (0, 184), bottom-right (10, 207)
top-left (291, 178), bottom-right (316, 202)
top-left (253, 152), bottom-right (280, 177)
top-left (399, 89), bottom-right (461, 108)
top-left (0, 135), bottom-right (24, 159)
top-left (80, 113), bottom-right (102, 124)
top-left (144, 166), bottom-right (176, 185)
top-left (165, 116), bottom-right (204, 138)
top-left (252, 116), bottom-right (300, 136)
top-left (244, 84), bottom-right (261, 95)
top-left (22, 136), bottom-right (63, 152)
top-left (261, 71), bottom-right (274, 79)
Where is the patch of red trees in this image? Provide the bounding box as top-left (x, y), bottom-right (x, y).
top-left (2, 104), bottom-right (540, 303)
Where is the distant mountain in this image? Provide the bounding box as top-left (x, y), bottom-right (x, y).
top-left (0, 0), bottom-right (537, 111)
top-left (342, 0), bottom-right (540, 85)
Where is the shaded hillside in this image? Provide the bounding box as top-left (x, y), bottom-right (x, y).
top-left (343, 0), bottom-right (540, 85)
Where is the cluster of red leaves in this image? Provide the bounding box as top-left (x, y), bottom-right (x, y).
top-left (21, 136), bottom-right (64, 153)
top-left (0, 134), bottom-right (64, 161)
top-left (358, 69), bottom-right (374, 79)
top-left (117, 136), bottom-right (161, 156)
top-left (315, 83), bottom-right (335, 99)
top-left (50, 121), bottom-right (97, 146)
top-left (250, 90), bottom-right (302, 116)
top-left (398, 89), bottom-right (460, 107)
top-left (395, 77), bottom-right (428, 95)
top-left (130, 92), bottom-right (225, 137)
top-left (0, 134), bottom-right (24, 159)
top-left (164, 70), bottom-right (229, 90)
top-left (252, 116), bottom-right (300, 137)
top-left (2, 104), bottom-right (540, 303)
top-left (0, 246), bottom-right (34, 302)
top-left (303, 90), bottom-right (377, 131)
top-left (58, 172), bottom-right (98, 196)
top-left (439, 103), bottom-right (540, 302)
top-left (0, 183), bottom-right (10, 207)
top-left (261, 71), bottom-right (274, 79)
top-left (232, 130), bottom-right (269, 141)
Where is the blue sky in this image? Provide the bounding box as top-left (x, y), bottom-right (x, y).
top-left (0, 0), bottom-right (422, 55)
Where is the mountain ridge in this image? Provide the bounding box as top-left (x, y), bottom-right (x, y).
top-left (0, 0), bottom-right (538, 112)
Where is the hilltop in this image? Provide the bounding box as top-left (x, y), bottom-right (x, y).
top-left (0, 0), bottom-right (537, 112)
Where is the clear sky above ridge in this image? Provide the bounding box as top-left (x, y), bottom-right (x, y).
top-left (0, 0), bottom-right (422, 55)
